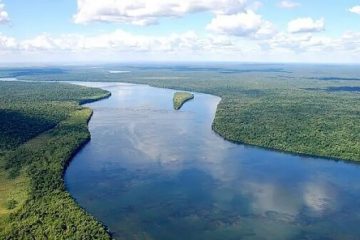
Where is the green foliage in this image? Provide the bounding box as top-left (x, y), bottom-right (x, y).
top-left (17, 65), bottom-right (359, 161)
top-left (0, 65), bottom-right (358, 238)
top-left (173, 92), bottom-right (194, 110)
top-left (0, 81), bottom-right (110, 151)
top-left (212, 90), bottom-right (360, 161)
top-left (0, 82), bottom-right (111, 239)
top-left (2, 109), bottom-right (111, 239)
top-left (5, 200), bottom-right (17, 210)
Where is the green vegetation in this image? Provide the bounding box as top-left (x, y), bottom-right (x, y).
top-left (0, 167), bottom-right (27, 218)
top-left (5, 200), bottom-right (17, 210)
top-left (0, 81), bottom-right (111, 239)
top-left (13, 65), bottom-right (359, 161)
top-left (0, 82), bottom-right (110, 150)
top-left (0, 65), bottom-right (359, 238)
top-left (212, 90), bottom-right (359, 161)
top-left (173, 92), bottom-right (194, 110)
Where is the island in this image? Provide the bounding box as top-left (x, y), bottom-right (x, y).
top-left (173, 92), bottom-right (194, 110)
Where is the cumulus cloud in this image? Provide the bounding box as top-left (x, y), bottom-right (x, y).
top-left (288, 17), bottom-right (325, 33)
top-left (0, 29), bottom-right (241, 62)
top-left (266, 32), bottom-right (334, 53)
top-left (2, 27), bottom-right (360, 63)
top-left (74, 0), bottom-right (248, 25)
top-left (349, 6), bottom-right (360, 15)
top-left (278, 0), bottom-right (300, 9)
top-left (0, 0), bottom-right (9, 23)
top-left (206, 11), bottom-right (276, 38)
top-left (16, 30), bottom-right (235, 53)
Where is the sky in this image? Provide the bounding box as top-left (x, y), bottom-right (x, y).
top-left (0, 0), bottom-right (360, 63)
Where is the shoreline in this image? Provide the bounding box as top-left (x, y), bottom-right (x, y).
top-left (61, 109), bottom-right (113, 238)
top-left (11, 77), bottom-right (356, 164)
top-left (2, 79), bottom-right (358, 238)
top-left (211, 121), bottom-right (360, 165)
top-left (0, 83), bottom-right (113, 239)
top-left (72, 80), bottom-right (358, 163)
top-left (60, 92), bottom-right (114, 238)
top-left (61, 81), bottom-right (357, 238)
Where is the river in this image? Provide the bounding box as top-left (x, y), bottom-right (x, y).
top-left (65, 82), bottom-right (360, 240)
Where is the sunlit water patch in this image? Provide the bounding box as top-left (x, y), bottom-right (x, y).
top-left (65, 82), bottom-right (360, 240)
top-left (0, 78), bottom-right (19, 81)
top-left (109, 70), bottom-right (131, 74)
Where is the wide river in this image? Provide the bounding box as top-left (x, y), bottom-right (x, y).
top-left (65, 82), bottom-right (360, 240)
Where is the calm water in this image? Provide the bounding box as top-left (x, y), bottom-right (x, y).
top-left (65, 82), bottom-right (360, 240)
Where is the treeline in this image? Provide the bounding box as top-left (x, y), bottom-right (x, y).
top-left (212, 90), bottom-right (360, 161)
top-left (7, 68), bottom-right (360, 161)
top-left (0, 81), bottom-right (111, 239)
top-left (2, 109), bottom-right (111, 239)
top-left (0, 82), bottom-right (110, 151)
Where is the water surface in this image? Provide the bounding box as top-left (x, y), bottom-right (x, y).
top-left (65, 82), bottom-right (360, 240)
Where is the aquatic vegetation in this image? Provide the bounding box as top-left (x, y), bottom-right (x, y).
top-left (0, 82), bottom-right (111, 239)
top-left (173, 92), bottom-right (194, 110)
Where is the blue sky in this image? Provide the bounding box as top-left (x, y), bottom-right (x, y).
top-left (0, 0), bottom-right (360, 63)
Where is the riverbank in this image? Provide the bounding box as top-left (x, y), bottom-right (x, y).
top-left (0, 81), bottom-right (111, 239)
top-left (64, 82), bottom-right (360, 239)
top-left (6, 74), bottom-right (359, 162)
top-left (8, 64), bottom-right (360, 161)
top-left (113, 80), bottom-right (359, 162)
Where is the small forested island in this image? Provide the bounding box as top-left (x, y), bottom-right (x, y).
top-left (173, 92), bottom-right (194, 110)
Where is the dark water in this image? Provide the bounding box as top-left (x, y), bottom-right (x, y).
top-left (65, 82), bottom-right (360, 240)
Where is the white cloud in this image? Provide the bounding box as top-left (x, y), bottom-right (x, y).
top-left (206, 11), bottom-right (276, 38)
top-left (17, 30), bottom-right (236, 54)
top-left (0, 30), bottom-right (242, 62)
top-left (335, 31), bottom-right (360, 52)
top-left (278, 0), bottom-right (300, 9)
top-left (248, 1), bottom-right (263, 11)
top-left (73, 0), bottom-right (276, 40)
top-left (0, 1), bottom-right (9, 23)
top-left (74, 0), bottom-right (248, 25)
top-left (266, 32), bottom-right (334, 53)
top-left (2, 27), bottom-right (360, 63)
top-left (349, 6), bottom-right (360, 15)
top-left (0, 33), bottom-right (16, 49)
top-left (288, 17), bottom-right (325, 33)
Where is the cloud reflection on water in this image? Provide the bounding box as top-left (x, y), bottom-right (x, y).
top-left (65, 82), bottom-right (360, 239)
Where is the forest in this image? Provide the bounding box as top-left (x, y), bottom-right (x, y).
top-left (11, 65), bottom-right (359, 161)
top-left (0, 81), bottom-right (111, 239)
top-left (173, 92), bottom-right (194, 110)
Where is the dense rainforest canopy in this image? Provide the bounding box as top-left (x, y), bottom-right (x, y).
top-left (8, 65), bottom-right (358, 161)
top-left (0, 81), bottom-right (111, 239)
